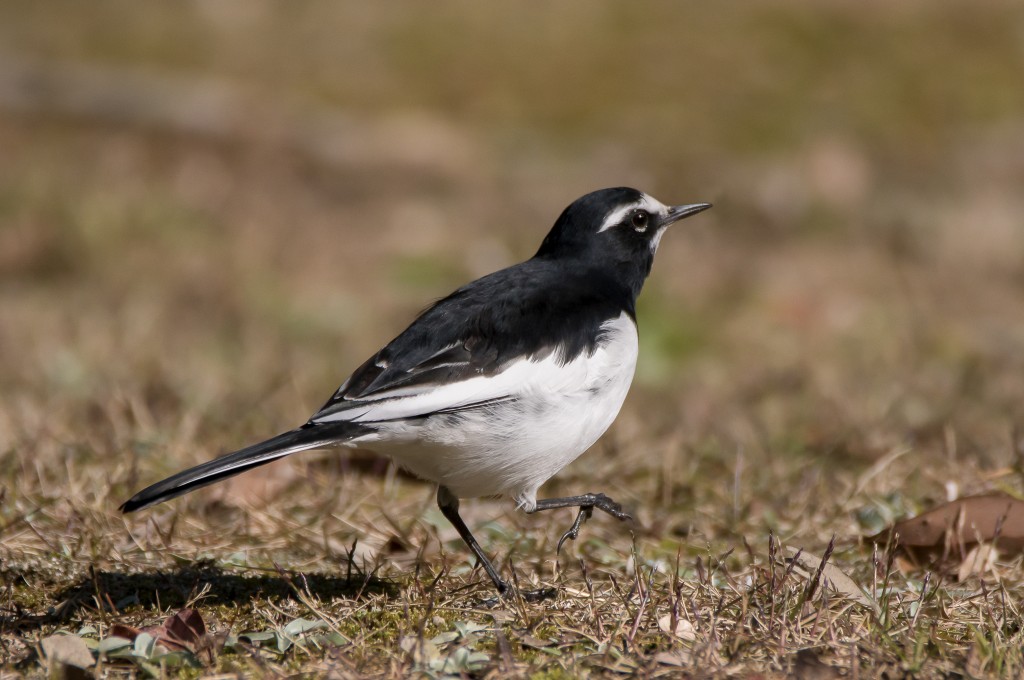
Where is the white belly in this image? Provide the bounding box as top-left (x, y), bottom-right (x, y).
top-left (357, 313), bottom-right (638, 509)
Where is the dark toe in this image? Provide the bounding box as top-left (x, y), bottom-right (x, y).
top-left (517, 586), bottom-right (558, 603)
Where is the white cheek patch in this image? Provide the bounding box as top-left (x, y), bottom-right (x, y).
top-left (649, 225), bottom-right (669, 253)
top-left (596, 194), bottom-right (670, 233)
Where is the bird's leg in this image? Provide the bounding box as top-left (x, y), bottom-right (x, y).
top-left (436, 486), bottom-right (555, 602)
top-left (528, 493), bottom-right (632, 553)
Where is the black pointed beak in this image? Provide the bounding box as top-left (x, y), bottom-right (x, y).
top-left (663, 202), bottom-right (712, 226)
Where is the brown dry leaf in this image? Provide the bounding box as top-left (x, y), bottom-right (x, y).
top-left (876, 493), bottom-right (1024, 554)
top-left (107, 624), bottom-right (142, 641)
top-left (145, 608), bottom-right (208, 653)
top-left (108, 609), bottom-right (209, 654)
top-left (161, 608), bottom-right (207, 646)
top-left (894, 555), bottom-right (918, 575)
top-left (957, 543), bottom-right (999, 582)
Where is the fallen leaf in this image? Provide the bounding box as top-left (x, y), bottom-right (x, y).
top-left (103, 609), bottom-right (210, 655)
top-left (107, 624), bottom-right (141, 641)
top-left (133, 632), bottom-right (157, 659)
top-left (96, 636), bottom-right (133, 655)
top-left (957, 543), bottom-right (998, 581)
top-left (453, 620), bottom-right (488, 638)
top-left (430, 631), bottom-right (460, 645)
top-left (399, 635), bottom-right (440, 664)
top-left (657, 614), bottom-right (696, 641)
top-left (892, 555), bottom-right (922, 577)
top-left (283, 617), bottom-right (326, 637)
top-left (40, 634), bottom-right (94, 669)
top-left (237, 631), bottom-right (277, 644)
top-left (163, 608), bottom-right (206, 645)
top-left (874, 493), bottom-right (1024, 556)
top-left (786, 548), bottom-right (880, 615)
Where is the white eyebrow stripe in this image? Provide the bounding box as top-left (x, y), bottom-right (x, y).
top-left (596, 204), bottom-right (639, 233)
top-left (596, 194), bottom-right (670, 233)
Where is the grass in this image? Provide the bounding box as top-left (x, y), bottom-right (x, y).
top-left (3, 1), bottom-right (1024, 677)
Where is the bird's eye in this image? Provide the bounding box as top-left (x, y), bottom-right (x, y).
top-left (631, 210), bottom-right (649, 232)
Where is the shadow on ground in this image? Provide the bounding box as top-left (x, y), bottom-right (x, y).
top-left (2, 561), bottom-right (394, 630)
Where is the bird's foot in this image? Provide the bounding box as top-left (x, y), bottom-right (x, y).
top-left (515, 586), bottom-right (558, 603)
top-left (553, 493), bottom-right (632, 553)
top-left (479, 582), bottom-right (557, 607)
top-left (587, 492), bottom-right (633, 522)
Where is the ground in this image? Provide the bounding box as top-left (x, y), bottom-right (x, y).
top-left (2, 1), bottom-right (1024, 677)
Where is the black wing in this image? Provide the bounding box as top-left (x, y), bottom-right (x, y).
top-left (309, 258), bottom-right (629, 424)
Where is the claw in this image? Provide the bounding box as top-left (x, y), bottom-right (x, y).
top-left (555, 530), bottom-right (573, 554)
top-left (555, 506), bottom-right (593, 553)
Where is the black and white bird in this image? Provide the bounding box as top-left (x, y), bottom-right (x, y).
top-left (121, 187), bottom-right (711, 600)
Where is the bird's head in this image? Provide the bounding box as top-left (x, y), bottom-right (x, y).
top-left (535, 187), bottom-right (711, 296)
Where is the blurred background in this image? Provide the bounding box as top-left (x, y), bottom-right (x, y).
top-left (1, 1), bottom-right (1023, 557)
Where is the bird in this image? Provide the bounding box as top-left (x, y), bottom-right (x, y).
top-left (121, 187), bottom-right (711, 601)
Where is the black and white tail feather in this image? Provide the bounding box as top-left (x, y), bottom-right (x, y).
top-left (120, 422), bottom-right (367, 512)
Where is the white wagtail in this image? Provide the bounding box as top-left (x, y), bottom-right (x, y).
top-left (122, 187), bottom-right (711, 600)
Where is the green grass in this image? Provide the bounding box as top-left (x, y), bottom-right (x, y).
top-left (3, 1), bottom-right (1024, 677)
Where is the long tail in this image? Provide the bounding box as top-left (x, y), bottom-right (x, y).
top-left (120, 422), bottom-right (366, 512)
